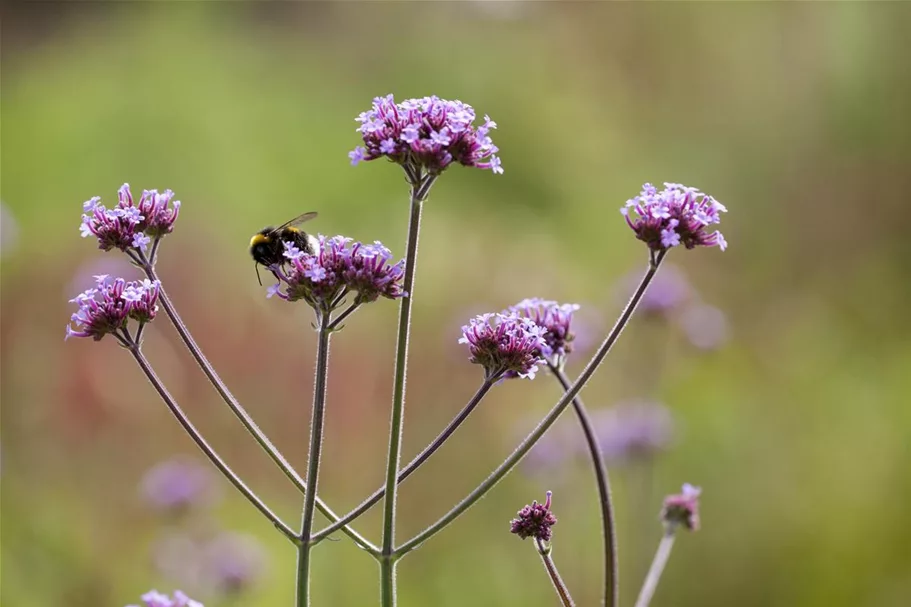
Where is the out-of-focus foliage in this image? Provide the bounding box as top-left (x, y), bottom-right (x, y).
top-left (2, 2), bottom-right (910, 606)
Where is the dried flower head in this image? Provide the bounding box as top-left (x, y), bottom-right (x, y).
top-left (661, 483), bottom-right (702, 531)
top-left (140, 457), bottom-right (220, 514)
top-left (510, 491), bottom-right (558, 542)
top-left (126, 589), bottom-right (202, 607)
top-left (349, 94), bottom-right (502, 176)
top-left (80, 184), bottom-right (180, 254)
top-left (622, 182), bottom-right (727, 252)
top-left (506, 298), bottom-right (580, 364)
top-left (267, 235), bottom-right (405, 310)
top-left (65, 275), bottom-right (160, 341)
top-left (458, 312), bottom-right (548, 380)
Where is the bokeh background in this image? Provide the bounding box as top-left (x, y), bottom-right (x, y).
top-left (3, 2), bottom-right (911, 606)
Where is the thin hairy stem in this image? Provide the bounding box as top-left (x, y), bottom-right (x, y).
top-left (380, 170), bottom-right (438, 606)
top-left (329, 302), bottom-right (360, 330)
top-left (311, 376), bottom-right (499, 545)
top-left (141, 262), bottom-right (375, 552)
top-left (536, 539), bottom-right (576, 607)
top-left (549, 363), bottom-right (617, 607)
top-left (127, 344), bottom-right (297, 543)
top-left (633, 532), bottom-right (676, 607)
top-left (296, 312), bottom-right (333, 606)
top-left (397, 251), bottom-right (666, 555)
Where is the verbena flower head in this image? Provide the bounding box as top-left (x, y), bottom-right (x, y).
top-left (349, 94), bottom-right (503, 176)
top-left (621, 264), bottom-right (692, 317)
top-left (80, 184), bottom-right (180, 253)
top-left (65, 275), bottom-right (160, 341)
top-left (661, 483), bottom-right (702, 532)
top-left (140, 457), bottom-right (220, 514)
top-left (202, 532), bottom-right (267, 594)
top-left (590, 400), bottom-right (675, 462)
top-left (510, 491), bottom-right (557, 542)
top-left (679, 303), bottom-right (729, 351)
top-left (126, 590), bottom-right (202, 607)
top-left (506, 298), bottom-right (580, 364)
top-left (458, 312), bottom-right (548, 380)
top-left (621, 182), bottom-right (727, 252)
top-left (268, 235), bottom-right (406, 310)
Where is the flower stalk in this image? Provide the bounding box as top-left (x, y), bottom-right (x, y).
top-left (296, 311), bottom-right (333, 606)
top-left (536, 539), bottom-right (576, 607)
top-left (380, 170), bottom-right (437, 606)
top-left (548, 362), bottom-right (617, 607)
top-left (633, 532), bottom-right (676, 607)
top-left (396, 251), bottom-right (666, 556)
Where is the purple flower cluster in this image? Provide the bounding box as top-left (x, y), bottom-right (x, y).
top-left (458, 312), bottom-right (548, 380)
top-left (506, 298), bottom-right (580, 364)
top-left (621, 182), bottom-right (727, 252)
top-left (65, 274), bottom-right (161, 341)
top-left (510, 491), bottom-right (558, 542)
top-left (267, 235), bottom-right (406, 309)
top-left (80, 184), bottom-right (180, 253)
top-left (661, 483), bottom-right (702, 531)
top-left (349, 94), bottom-right (503, 176)
top-left (590, 400), bottom-right (675, 462)
top-left (126, 590), bottom-right (202, 607)
top-left (141, 457), bottom-right (220, 514)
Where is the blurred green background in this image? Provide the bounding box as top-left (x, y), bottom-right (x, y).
top-left (2, 2), bottom-right (910, 606)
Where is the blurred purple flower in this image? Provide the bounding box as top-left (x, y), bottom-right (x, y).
top-left (126, 589), bottom-right (202, 607)
top-left (506, 298), bottom-right (580, 365)
top-left (621, 182), bottom-right (727, 252)
top-left (140, 457), bottom-right (220, 514)
top-left (588, 400), bottom-right (675, 462)
top-left (152, 534), bottom-right (202, 588)
top-left (661, 483), bottom-right (702, 531)
top-left (621, 264), bottom-right (692, 317)
top-left (0, 201), bottom-right (19, 256)
top-left (510, 491), bottom-right (557, 542)
top-left (269, 235), bottom-right (405, 310)
top-left (201, 532), bottom-right (267, 594)
top-left (350, 94), bottom-right (502, 175)
top-left (678, 303), bottom-right (729, 350)
top-left (458, 312), bottom-right (548, 380)
top-left (65, 275), bottom-right (161, 341)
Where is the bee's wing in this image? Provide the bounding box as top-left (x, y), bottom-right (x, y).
top-left (272, 211), bottom-right (318, 234)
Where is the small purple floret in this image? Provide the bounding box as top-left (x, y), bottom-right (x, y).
top-left (506, 298), bottom-right (580, 364)
top-left (622, 182), bottom-right (727, 252)
top-left (126, 589), bottom-right (203, 607)
top-left (458, 312), bottom-right (548, 380)
top-left (350, 94), bottom-right (502, 176)
top-left (510, 491), bottom-right (558, 542)
top-left (65, 275), bottom-right (160, 341)
top-left (661, 483), bottom-right (702, 531)
top-left (269, 234), bottom-right (406, 310)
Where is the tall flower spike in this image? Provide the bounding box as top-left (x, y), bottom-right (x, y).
top-left (458, 312), bottom-right (548, 380)
top-left (621, 182), bottom-right (727, 252)
top-left (510, 491), bottom-right (558, 542)
top-left (126, 589), bottom-right (203, 607)
top-left (660, 483), bottom-right (702, 532)
top-left (506, 298), bottom-right (580, 365)
top-left (350, 94), bottom-right (503, 176)
top-left (65, 275), bottom-right (160, 341)
top-left (268, 235), bottom-right (406, 311)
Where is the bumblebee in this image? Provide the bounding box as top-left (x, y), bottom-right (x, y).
top-left (249, 211), bottom-right (319, 285)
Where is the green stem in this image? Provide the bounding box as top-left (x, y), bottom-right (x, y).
top-left (549, 363), bottom-right (618, 607)
top-left (127, 343), bottom-right (297, 542)
top-left (379, 171), bottom-right (437, 606)
top-left (633, 532), bottom-right (676, 607)
top-left (142, 263), bottom-right (376, 552)
top-left (536, 539), bottom-right (576, 607)
top-left (296, 311), bottom-right (333, 606)
top-left (311, 377), bottom-right (498, 545)
top-left (397, 251), bottom-right (666, 555)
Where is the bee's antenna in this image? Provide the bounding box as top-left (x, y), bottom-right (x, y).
top-left (255, 262), bottom-right (263, 286)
